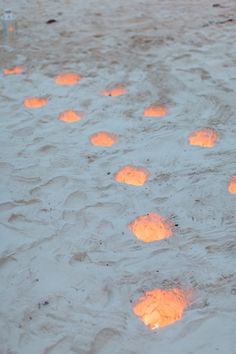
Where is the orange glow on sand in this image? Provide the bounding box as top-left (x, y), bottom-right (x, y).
top-left (3, 66), bottom-right (24, 75)
top-left (133, 288), bottom-right (189, 330)
top-left (7, 25), bottom-right (14, 33)
top-left (90, 132), bottom-right (117, 146)
top-left (58, 110), bottom-right (84, 123)
top-left (23, 97), bottom-right (48, 108)
top-left (129, 213), bottom-right (172, 242)
top-left (100, 85), bottom-right (126, 97)
top-left (188, 128), bottom-right (218, 148)
top-left (114, 165), bottom-right (149, 186)
top-left (54, 73), bottom-right (81, 85)
top-left (228, 176), bottom-right (236, 194)
top-left (144, 105), bottom-right (167, 117)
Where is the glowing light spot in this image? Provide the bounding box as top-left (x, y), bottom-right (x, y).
top-left (188, 128), bottom-right (218, 148)
top-left (100, 85), bottom-right (126, 97)
top-left (228, 176), bottom-right (236, 194)
top-left (128, 213), bottom-right (172, 242)
top-left (114, 165), bottom-right (149, 186)
top-left (58, 110), bottom-right (84, 123)
top-left (7, 25), bottom-right (14, 33)
top-left (133, 288), bottom-right (189, 330)
top-left (144, 105), bottom-right (167, 117)
top-left (90, 132), bottom-right (117, 146)
top-left (23, 97), bottom-right (48, 108)
top-left (54, 73), bottom-right (81, 85)
top-left (3, 66), bottom-right (24, 75)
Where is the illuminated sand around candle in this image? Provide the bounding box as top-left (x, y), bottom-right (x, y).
top-left (128, 213), bottom-right (172, 242)
top-left (228, 176), bottom-right (236, 194)
top-left (3, 66), bottom-right (24, 75)
top-left (144, 105), bottom-right (167, 117)
top-left (114, 165), bottom-right (149, 186)
top-left (188, 128), bottom-right (218, 148)
top-left (54, 73), bottom-right (81, 85)
top-left (7, 25), bottom-right (15, 33)
top-left (90, 132), bottom-right (117, 146)
top-left (23, 97), bottom-right (48, 108)
top-left (133, 288), bottom-right (189, 329)
top-left (58, 110), bottom-right (84, 123)
top-left (100, 85), bottom-right (126, 97)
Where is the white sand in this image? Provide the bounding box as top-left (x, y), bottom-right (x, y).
top-left (0, 0), bottom-right (236, 353)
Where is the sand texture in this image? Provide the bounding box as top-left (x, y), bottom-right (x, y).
top-left (0, 0), bottom-right (236, 353)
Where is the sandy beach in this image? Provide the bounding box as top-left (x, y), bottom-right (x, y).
top-left (0, 0), bottom-right (236, 353)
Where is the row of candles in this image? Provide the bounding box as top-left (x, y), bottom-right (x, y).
top-left (3, 66), bottom-right (235, 330)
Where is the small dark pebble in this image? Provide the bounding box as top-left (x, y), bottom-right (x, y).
top-left (106, 263), bottom-right (109, 266)
top-left (109, 93), bottom-right (112, 96)
top-left (43, 301), bottom-right (49, 306)
top-left (46, 19), bottom-right (57, 24)
top-left (156, 270), bottom-right (159, 272)
top-left (175, 224), bottom-right (179, 227)
top-left (213, 3), bottom-right (221, 7)
top-left (29, 316), bottom-right (32, 320)
top-left (107, 172), bottom-right (111, 175)
top-left (217, 18), bottom-right (234, 24)
top-left (129, 299), bottom-right (133, 303)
